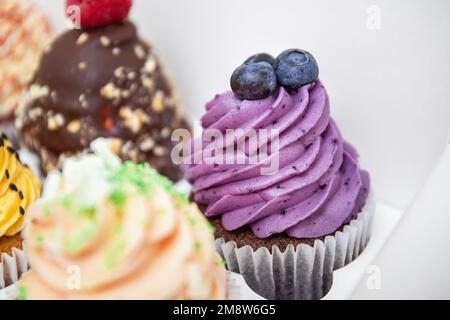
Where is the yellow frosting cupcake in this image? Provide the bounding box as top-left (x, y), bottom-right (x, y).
top-left (0, 133), bottom-right (41, 254)
top-left (18, 139), bottom-right (226, 299)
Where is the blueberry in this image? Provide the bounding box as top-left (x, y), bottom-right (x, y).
top-left (244, 53), bottom-right (276, 67)
top-left (275, 49), bottom-right (319, 90)
top-left (230, 62), bottom-right (277, 100)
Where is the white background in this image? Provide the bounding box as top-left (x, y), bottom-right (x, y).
top-left (34, 0), bottom-right (450, 209)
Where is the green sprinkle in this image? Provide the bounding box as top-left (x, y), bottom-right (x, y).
top-left (17, 285), bottom-right (28, 300)
top-left (64, 220), bottom-right (98, 254)
top-left (109, 189), bottom-right (127, 208)
top-left (188, 217), bottom-right (197, 225)
top-left (177, 193), bottom-right (189, 204)
top-left (111, 224), bottom-right (123, 235)
top-left (194, 242), bottom-right (202, 252)
top-left (36, 234), bottom-right (45, 245)
top-left (105, 237), bottom-right (127, 270)
top-left (215, 258), bottom-right (226, 266)
top-left (42, 205), bottom-right (52, 217)
top-left (79, 207), bottom-right (96, 219)
top-left (58, 195), bottom-right (72, 209)
top-left (107, 161), bottom-right (186, 201)
top-left (207, 221), bottom-right (216, 233)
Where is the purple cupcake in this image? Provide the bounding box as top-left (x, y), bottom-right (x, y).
top-left (184, 50), bottom-right (375, 300)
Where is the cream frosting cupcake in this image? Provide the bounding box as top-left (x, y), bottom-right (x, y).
top-left (17, 139), bottom-right (226, 299)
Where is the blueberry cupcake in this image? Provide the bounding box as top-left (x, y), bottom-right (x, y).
top-left (17, 138), bottom-right (226, 299)
top-left (0, 0), bottom-right (52, 141)
top-left (15, 0), bottom-right (189, 181)
top-left (0, 133), bottom-right (41, 289)
top-left (184, 50), bottom-right (375, 300)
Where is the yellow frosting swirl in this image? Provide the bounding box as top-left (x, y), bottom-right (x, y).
top-left (19, 140), bottom-right (225, 299)
top-left (0, 135), bottom-right (41, 237)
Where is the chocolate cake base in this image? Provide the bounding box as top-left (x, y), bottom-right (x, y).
top-left (198, 203), bottom-right (345, 252)
top-left (0, 234), bottom-right (23, 257)
top-left (210, 218), bottom-right (333, 251)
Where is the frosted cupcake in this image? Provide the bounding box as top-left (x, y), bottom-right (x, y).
top-left (16, 0), bottom-right (189, 181)
top-left (0, 0), bottom-right (52, 139)
top-left (185, 50), bottom-right (375, 300)
top-left (17, 138), bottom-right (226, 300)
top-left (0, 133), bottom-right (41, 289)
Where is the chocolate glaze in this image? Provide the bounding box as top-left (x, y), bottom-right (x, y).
top-left (16, 21), bottom-right (189, 181)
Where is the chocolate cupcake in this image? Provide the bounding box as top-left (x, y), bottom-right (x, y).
top-left (15, 1), bottom-right (189, 182)
top-left (17, 138), bottom-right (226, 300)
top-left (184, 50), bottom-right (375, 300)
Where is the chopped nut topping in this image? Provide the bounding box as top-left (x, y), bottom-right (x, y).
top-left (48, 113), bottom-right (65, 131)
top-left (67, 120), bottom-right (81, 133)
top-left (127, 72), bottom-right (136, 80)
top-left (134, 45), bottom-right (146, 59)
top-left (78, 94), bottom-right (89, 108)
top-left (110, 138), bottom-right (123, 154)
top-left (130, 83), bottom-right (138, 92)
top-left (119, 107), bottom-right (150, 134)
top-left (114, 67), bottom-right (125, 78)
top-left (29, 107), bottom-right (43, 120)
top-left (78, 61), bottom-right (87, 70)
top-left (128, 148), bottom-right (139, 162)
top-left (112, 47), bottom-right (121, 56)
top-left (153, 145), bottom-right (166, 156)
top-left (139, 137), bottom-right (155, 151)
top-left (100, 36), bottom-right (111, 47)
top-left (144, 57), bottom-right (157, 73)
top-left (151, 90), bottom-right (165, 113)
top-left (141, 76), bottom-right (155, 89)
top-left (76, 33), bottom-right (89, 46)
top-left (51, 91), bottom-right (58, 102)
top-left (29, 84), bottom-right (49, 100)
top-left (100, 82), bottom-right (121, 100)
top-left (160, 127), bottom-right (171, 138)
top-left (121, 90), bottom-right (130, 99)
top-left (121, 141), bottom-right (134, 156)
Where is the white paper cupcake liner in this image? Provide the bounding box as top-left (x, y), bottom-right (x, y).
top-left (0, 244), bottom-right (28, 290)
top-left (215, 191), bottom-right (375, 300)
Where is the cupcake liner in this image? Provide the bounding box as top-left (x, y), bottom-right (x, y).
top-left (0, 283), bottom-right (19, 300)
top-left (215, 191), bottom-right (375, 300)
top-left (0, 244), bottom-right (28, 291)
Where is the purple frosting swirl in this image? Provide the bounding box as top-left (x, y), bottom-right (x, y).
top-left (185, 81), bottom-right (370, 239)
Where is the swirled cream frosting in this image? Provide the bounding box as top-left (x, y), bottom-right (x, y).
top-left (0, 134), bottom-right (40, 237)
top-left (186, 81), bottom-right (370, 239)
top-left (18, 139), bottom-right (225, 299)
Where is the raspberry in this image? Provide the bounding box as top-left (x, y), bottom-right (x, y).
top-left (66, 0), bottom-right (132, 29)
